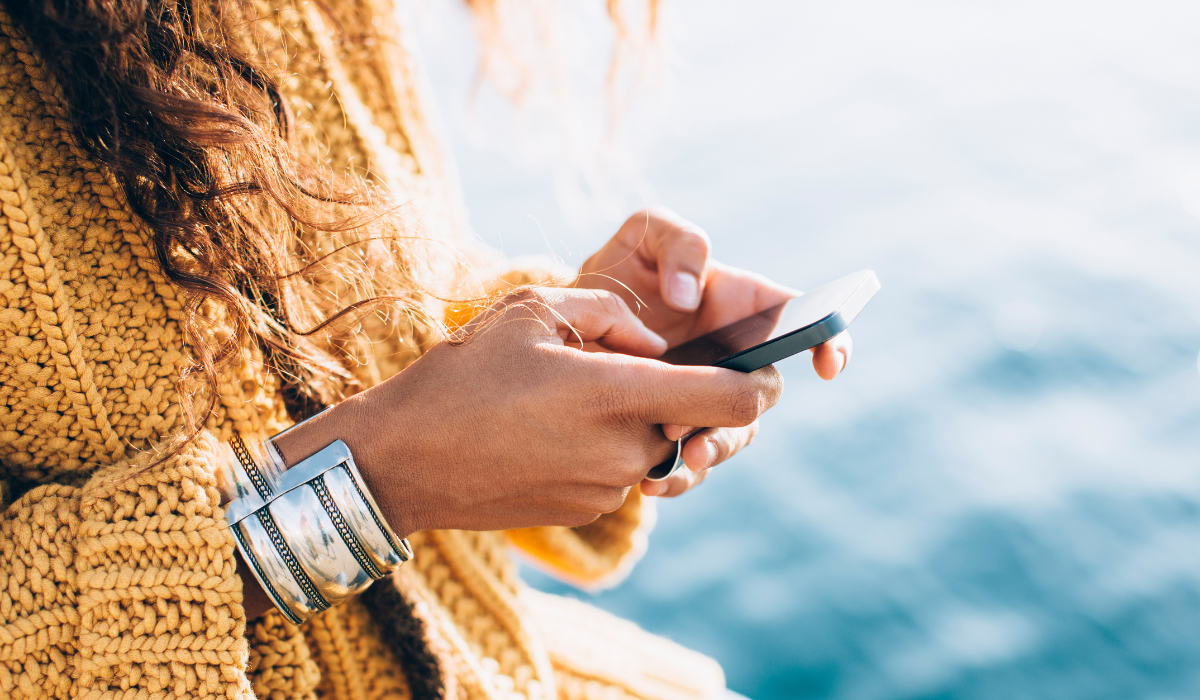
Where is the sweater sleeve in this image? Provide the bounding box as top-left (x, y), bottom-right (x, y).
top-left (506, 488), bottom-right (656, 588)
top-left (0, 431), bottom-right (253, 700)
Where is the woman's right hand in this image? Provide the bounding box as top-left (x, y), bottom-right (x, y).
top-left (273, 287), bottom-right (783, 535)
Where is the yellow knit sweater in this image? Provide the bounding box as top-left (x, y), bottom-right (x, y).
top-left (0, 2), bottom-right (726, 699)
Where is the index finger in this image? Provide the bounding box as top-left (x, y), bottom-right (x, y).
top-left (611, 208), bottom-right (714, 313)
top-left (639, 208), bottom-right (712, 313)
top-left (594, 356), bottom-right (784, 429)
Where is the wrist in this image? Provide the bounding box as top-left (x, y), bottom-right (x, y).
top-left (271, 391), bottom-right (427, 540)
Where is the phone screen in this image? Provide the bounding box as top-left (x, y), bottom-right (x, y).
top-left (658, 269), bottom-right (878, 372)
top-left (658, 301), bottom-right (791, 367)
top-left (644, 270), bottom-right (878, 480)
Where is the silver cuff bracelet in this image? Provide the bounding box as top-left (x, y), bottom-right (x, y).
top-left (220, 424), bottom-right (412, 624)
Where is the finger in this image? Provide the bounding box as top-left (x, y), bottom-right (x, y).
top-left (640, 478), bottom-right (667, 497)
top-left (706, 260), bottom-right (799, 312)
top-left (642, 464), bottom-right (710, 498)
top-left (614, 208), bottom-right (713, 313)
top-left (681, 260), bottom-right (800, 331)
top-left (620, 362), bottom-right (783, 428)
top-left (680, 422), bottom-right (760, 471)
top-left (543, 288), bottom-right (668, 357)
top-left (812, 330), bottom-right (853, 380)
top-left (642, 209), bottom-right (712, 313)
top-left (661, 424), bottom-right (694, 442)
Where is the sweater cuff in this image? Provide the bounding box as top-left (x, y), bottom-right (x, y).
top-left (507, 489), bottom-right (655, 590)
top-left (75, 430), bottom-right (252, 699)
top-left (444, 257), bottom-right (576, 330)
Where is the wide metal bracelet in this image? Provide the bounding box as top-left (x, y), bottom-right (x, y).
top-left (225, 435), bottom-right (412, 624)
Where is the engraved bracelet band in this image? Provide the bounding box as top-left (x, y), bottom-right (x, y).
top-left (222, 426), bottom-right (412, 624)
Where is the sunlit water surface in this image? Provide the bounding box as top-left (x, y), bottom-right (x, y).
top-left (412, 2), bottom-right (1200, 697)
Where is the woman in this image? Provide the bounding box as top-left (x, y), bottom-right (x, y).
top-left (0, 1), bottom-right (850, 699)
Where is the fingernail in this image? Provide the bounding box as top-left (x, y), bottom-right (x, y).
top-left (668, 272), bottom-right (701, 310)
top-left (703, 439), bottom-right (719, 468)
top-left (835, 349), bottom-right (847, 374)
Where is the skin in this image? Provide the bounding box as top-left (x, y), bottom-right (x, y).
top-left (236, 208), bottom-right (852, 619)
top-left (575, 208), bottom-right (852, 497)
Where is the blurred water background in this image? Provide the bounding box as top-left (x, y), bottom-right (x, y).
top-left (412, 2), bottom-right (1200, 698)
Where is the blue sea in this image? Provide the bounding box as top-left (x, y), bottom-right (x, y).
top-left (413, 1), bottom-right (1200, 697)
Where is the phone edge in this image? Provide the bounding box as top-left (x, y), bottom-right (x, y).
top-left (714, 270), bottom-right (879, 373)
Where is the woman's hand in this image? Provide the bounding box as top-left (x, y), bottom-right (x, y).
top-left (274, 287), bottom-right (783, 536)
top-left (577, 207), bottom-right (853, 497)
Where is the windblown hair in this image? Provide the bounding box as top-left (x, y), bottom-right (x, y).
top-left (466, 0), bottom-right (659, 105)
top-left (2, 0), bottom-right (441, 437)
top-left (2, 0), bottom-right (659, 447)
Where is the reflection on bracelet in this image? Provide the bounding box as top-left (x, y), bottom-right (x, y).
top-left (221, 432), bottom-right (411, 624)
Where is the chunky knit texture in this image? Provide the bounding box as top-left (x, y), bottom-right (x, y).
top-left (0, 2), bottom-right (727, 699)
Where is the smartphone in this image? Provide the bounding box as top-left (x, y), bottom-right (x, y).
top-left (645, 269), bottom-right (880, 480)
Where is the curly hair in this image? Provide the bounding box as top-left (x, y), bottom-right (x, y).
top-left (4, 0), bottom-right (660, 448)
top-left (3, 0), bottom-right (447, 449)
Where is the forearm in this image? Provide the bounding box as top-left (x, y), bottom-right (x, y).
top-left (270, 391), bottom-right (426, 539)
top-left (236, 549), bottom-right (278, 620)
top-left (229, 391), bottom-right (425, 622)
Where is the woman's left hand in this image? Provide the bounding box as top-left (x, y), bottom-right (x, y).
top-left (577, 207), bottom-right (853, 498)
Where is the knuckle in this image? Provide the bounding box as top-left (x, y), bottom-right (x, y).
top-left (619, 467), bottom-right (646, 488)
top-left (618, 445), bottom-right (651, 481)
top-left (769, 365), bottom-right (784, 389)
top-left (493, 287), bottom-right (553, 325)
top-left (575, 487), bottom-right (628, 516)
top-left (646, 206), bottom-right (709, 249)
top-left (599, 487), bottom-right (630, 513)
top-left (631, 206), bottom-right (669, 228)
top-left (680, 225), bottom-right (712, 255)
top-left (748, 367), bottom-right (787, 410)
top-left (502, 286), bottom-right (546, 308)
top-left (645, 205), bottom-right (680, 227)
top-left (588, 442), bottom-right (649, 488)
top-left (584, 380), bottom-right (633, 420)
top-left (593, 288), bottom-right (632, 317)
top-left (725, 382), bottom-right (763, 426)
top-left (607, 440), bottom-right (666, 487)
top-left (625, 208), bottom-right (652, 228)
top-left (619, 210), bottom-right (656, 245)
